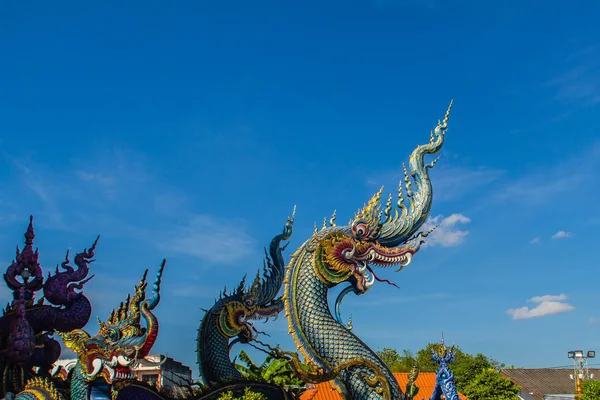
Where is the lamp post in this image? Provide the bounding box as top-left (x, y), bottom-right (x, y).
top-left (568, 350), bottom-right (595, 398)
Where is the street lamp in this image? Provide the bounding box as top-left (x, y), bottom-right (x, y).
top-left (587, 351), bottom-right (595, 358)
top-left (568, 349), bottom-right (595, 398)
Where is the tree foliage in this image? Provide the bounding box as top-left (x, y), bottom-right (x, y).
top-left (461, 368), bottom-right (520, 400)
top-left (376, 343), bottom-right (506, 392)
top-left (234, 348), bottom-right (305, 395)
top-left (580, 379), bottom-right (600, 400)
top-left (217, 387), bottom-right (267, 400)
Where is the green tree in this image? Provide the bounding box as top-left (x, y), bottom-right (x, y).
top-left (580, 379), bottom-right (600, 400)
top-left (452, 353), bottom-right (500, 392)
top-left (234, 349), bottom-right (305, 395)
top-left (218, 387), bottom-right (267, 400)
top-left (379, 343), bottom-right (508, 392)
top-left (377, 348), bottom-right (402, 369)
top-left (376, 348), bottom-right (417, 372)
top-left (462, 368), bottom-right (520, 400)
top-left (414, 343), bottom-right (504, 391)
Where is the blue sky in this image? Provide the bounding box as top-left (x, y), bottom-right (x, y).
top-left (2, 0), bottom-right (600, 380)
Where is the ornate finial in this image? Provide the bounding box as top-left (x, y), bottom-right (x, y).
top-left (99, 269), bottom-right (151, 339)
top-left (384, 194), bottom-right (393, 222)
top-left (314, 222), bottom-right (318, 234)
top-left (17, 215), bottom-right (40, 273)
top-left (4, 216), bottom-right (44, 294)
top-left (353, 186), bottom-right (384, 235)
top-left (322, 217), bottom-right (327, 230)
top-left (329, 210), bottom-right (337, 226)
top-left (236, 274), bottom-right (246, 295)
top-left (25, 216), bottom-right (35, 245)
top-left (438, 99), bottom-right (453, 130)
top-left (377, 103), bottom-right (452, 247)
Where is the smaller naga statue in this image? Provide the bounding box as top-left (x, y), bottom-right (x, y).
top-left (0, 216), bottom-right (97, 396)
top-left (403, 363), bottom-right (419, 400)
top-left (195, 210), bottom-right (295, 400)
top-left (429, 337), bottom-right (459, 400)
top-left (57, 261), bottom-right (167, 400)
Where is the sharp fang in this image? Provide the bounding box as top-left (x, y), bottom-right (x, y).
top-left (107, 356), bottom-right (118, 367)
top-left (359, 262), bottom-right (367, 273)
top-left (117, 355), bottom-right (130, 366)
top-left (88, 358), bottom-right (103, 378)
top-left (107, 364), bottom-right (115, 381)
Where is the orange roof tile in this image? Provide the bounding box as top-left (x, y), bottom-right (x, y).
top-left (299, 372), bottom-right (468, 400)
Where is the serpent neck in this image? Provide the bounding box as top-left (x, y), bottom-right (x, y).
top-left (285, 247), bottom-right (402, 399)
top-left (197, 313), bottom-right (242, 385)
top-left (70, 364), bottom-right (90, 400)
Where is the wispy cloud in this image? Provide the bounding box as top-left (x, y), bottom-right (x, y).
top-left (157, 214), bottom-right (256, 264)
top-left (544, 45), bottom-right (600, 107)
top-left (6, 155), bottom-right (66, 228)
top-left (429, 165), bottom-right (505, 202)
top-left (366, 163), bottom-right (504, 203)
top-left (167, 282), bottom-right (220, 300)
top-left (589, 317), bottom-right (598, 325)
top-left (1, 148), bottom-right (150, 232)
top-left (1, 147), bottom-right (255, 254)
top-left (530, 237), bottom-right (541, 244)
top-left (422, 213), bottom-right (470, 247)
top-left (507, 294), bottom-right (575, 320)
top-left (552, 231), bottom-right (573, 239)
top-left (494, 140), bottom-right (600, 206)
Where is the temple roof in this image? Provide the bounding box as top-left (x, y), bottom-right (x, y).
top-left (299, 372), bottom-right (468, 400)
top-left (500, 368), bottom-right (600, 400)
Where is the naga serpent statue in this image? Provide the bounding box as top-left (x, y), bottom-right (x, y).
top-left (429, 338), bottom-right (459, 400)
top-left (278, 102), bottom-right (453, 400)
top-left (404, 363), bottom-right (419, 400)
top-left (54, 261), bottom-right (167, 400)
top-left (195, 210), bottom-right (295, 400)
top-left (0, 216), bottom-right (96, 397)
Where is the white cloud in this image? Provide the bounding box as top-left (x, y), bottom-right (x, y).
top-left (530, 237), bottom-right (541, 244)
top-left (507, 294), bottom-right (575, 320)
top-left (530, 294), bottom-right (567, 303)
top-left (552, 231), bottom-right (573, 239)
top-left (158, 214), bottom-right (256, 263)
top-left (421, 213), bottom-right (470, 247)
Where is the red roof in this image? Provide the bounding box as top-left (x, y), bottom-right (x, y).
top-left (299, 372), bottom-right (468, 400)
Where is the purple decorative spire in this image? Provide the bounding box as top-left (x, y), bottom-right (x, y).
top-left (4, 216), bottom-right (44, 301)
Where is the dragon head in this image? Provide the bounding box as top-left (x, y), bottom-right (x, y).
top-left (215, 209), bottom-right (295, 343)
top-left (59, 261), bottom-right (165, 384)
top-left (216, 277), bottom-right (282, 344)
top-left (305, 102), bottom-right (452, 321)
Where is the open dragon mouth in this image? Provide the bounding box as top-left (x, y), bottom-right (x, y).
top-left (86, 355), bottom-right (136, 383)
top-left (237, 307), bottom-right (280, 340)
top-left (353, 248), bottom-right (414, 291)
top-left (247, 307), bottom-right (280, 323)
top-left (109, 365), bottom-right (137, 382)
